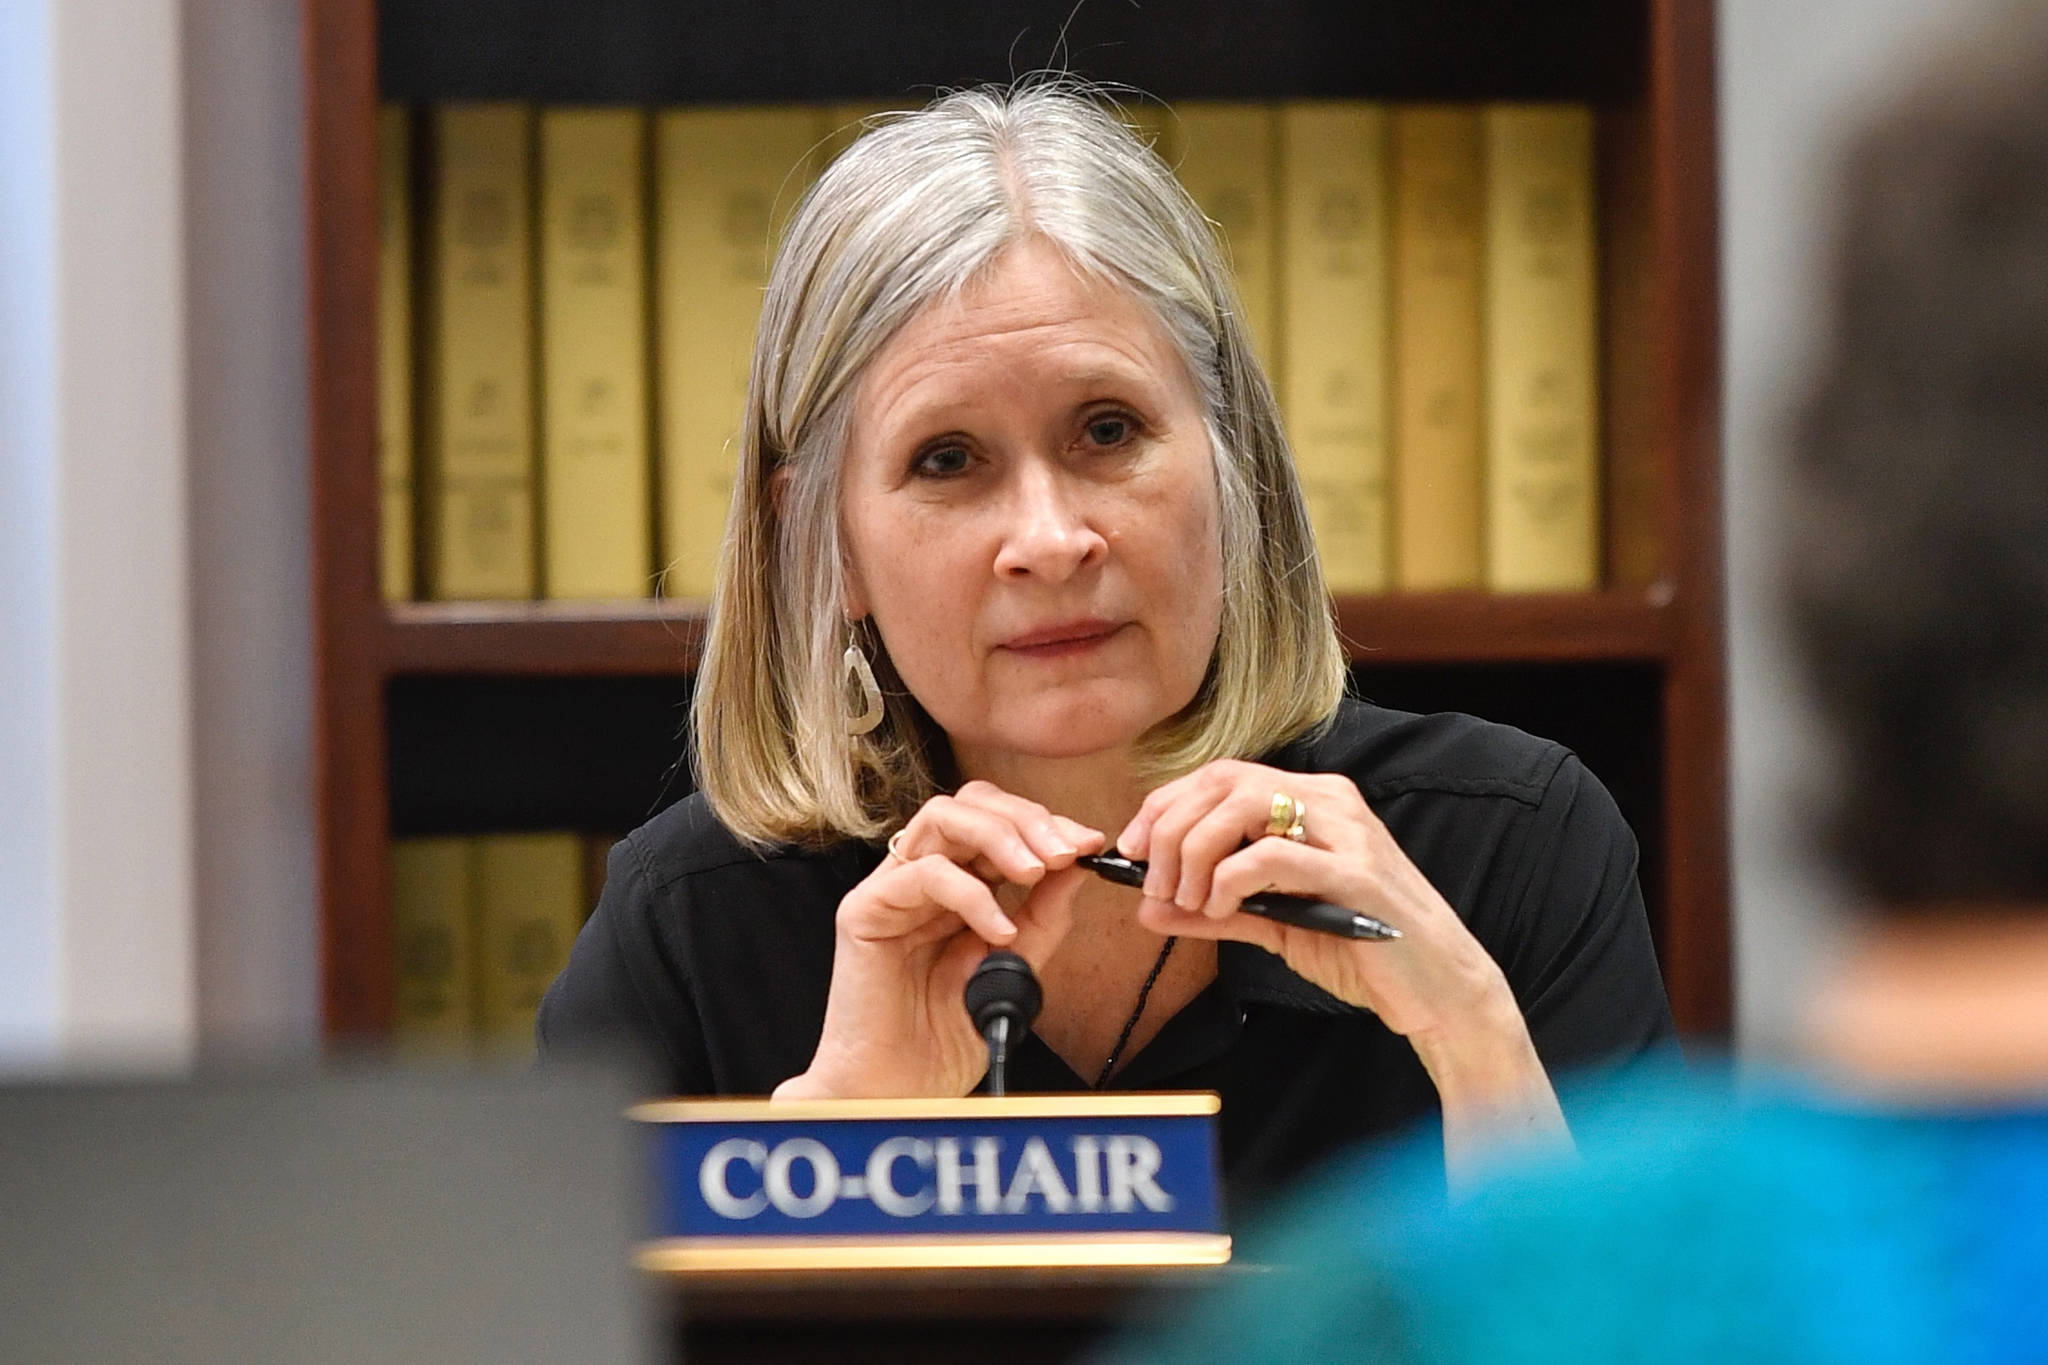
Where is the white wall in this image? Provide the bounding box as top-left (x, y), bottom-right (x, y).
top-left (0, 0), bottom-right (317, 1069)
top-left (55, 0), bottom-right (197, 1066)
top-left (0, 0), bottom-right (197, 1069)
top-left (1721, 0), bottom-right (2002, 1050)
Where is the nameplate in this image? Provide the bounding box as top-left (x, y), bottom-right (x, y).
top-left (631, 1093), bottom-right (1229, 1273)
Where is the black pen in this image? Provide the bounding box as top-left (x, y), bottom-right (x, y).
top-left (1075, 853), bottom-right (1401, 941)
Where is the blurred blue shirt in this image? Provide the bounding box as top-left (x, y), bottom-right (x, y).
top-left (1100, 1065), bottom-right (2048, 1364)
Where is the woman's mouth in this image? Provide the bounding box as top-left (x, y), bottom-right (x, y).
top-left (999, 619), bottom-right (1124, 658)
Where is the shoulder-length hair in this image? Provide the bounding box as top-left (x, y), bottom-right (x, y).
top-left (693, 81), bottom-right (1347, 847)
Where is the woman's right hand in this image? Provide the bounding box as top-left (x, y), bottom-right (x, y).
top-left (772, 781), bottom-right (1104, 1100)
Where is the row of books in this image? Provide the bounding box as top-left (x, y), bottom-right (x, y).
top-left (389, 832), bottom-right (606, 1056)
top-left (378, 99), bottom-right (1602, 604)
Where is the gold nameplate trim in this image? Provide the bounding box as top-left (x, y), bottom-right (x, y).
top-left (637, 1231), bottom-right (1233, 1274)
top-left (628, 1092), bottom-right (1222, 1123)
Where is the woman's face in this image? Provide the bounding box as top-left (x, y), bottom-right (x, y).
top-left (839, 237), bottom-right (1225, 773)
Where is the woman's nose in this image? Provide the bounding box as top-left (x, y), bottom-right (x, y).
top-left (991, 462), bottom-right (1108, 582)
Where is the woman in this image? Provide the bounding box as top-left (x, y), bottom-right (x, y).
top-left (539, 84), bottom-right (1672, 1194)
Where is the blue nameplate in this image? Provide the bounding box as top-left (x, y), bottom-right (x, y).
top-left (631, 1093), bottom-right (1229, 1272)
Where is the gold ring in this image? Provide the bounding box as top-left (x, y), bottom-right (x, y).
top-left (1267, 791), bottom-right (1300, 839)
top-left (886, 829), bottom-right (911, 863)
top-left (1283, 800), bottom-right (1308, 843)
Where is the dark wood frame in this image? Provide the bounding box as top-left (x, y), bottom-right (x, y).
top-left (305, 0), bottom-right (1727, 1039)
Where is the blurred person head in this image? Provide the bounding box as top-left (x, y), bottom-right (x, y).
top-left (1785, 3), bottom-right (2048, 916)
top-left (691, 83), bottom-right (1345, 847)
top-left (1776, 5), bottom-right (2048, 1100)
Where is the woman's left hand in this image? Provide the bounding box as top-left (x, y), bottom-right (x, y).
top-left (1117, 759), bottom-right (1570, 1181)
top-left (1116, 759), bottom-right (1504, 1043)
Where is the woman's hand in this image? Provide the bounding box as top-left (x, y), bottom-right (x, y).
top-left (773, 781), bottom-right (1105, 1101)
top-left (1117, 760), bottom-right (1569, 1182)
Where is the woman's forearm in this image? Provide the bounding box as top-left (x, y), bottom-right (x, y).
top-left (1409, 980), bottom-right (1573, 1193)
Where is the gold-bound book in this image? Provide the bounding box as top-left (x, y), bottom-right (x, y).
top-left (1279, 102), bottom-right (1392, 593)
top-left (654, 107), bottom-right (823, 600)
top-left (1176, 104), bottom-right (1281, 377)
top-left (391, 837), bottom-right (475, 1055)
top-left (425, 103), bottom-right (537, 600)
top-left (539, 107), bottom-right (652, 599)
top-left (1391, 106), bottom-right (1486, 590)
top-left (1483, 104), bottom-right (1600, 591)
top-left (473, 832), bottom-right (587, 1058)
top-left (377, 104), bottom-right (414, 602)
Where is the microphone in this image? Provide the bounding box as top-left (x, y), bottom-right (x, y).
top-left (963, 951), bottom-right (1042, 1097)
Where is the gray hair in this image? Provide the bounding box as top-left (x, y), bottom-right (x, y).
top-left (694, 81), bottom-right (1345, 846)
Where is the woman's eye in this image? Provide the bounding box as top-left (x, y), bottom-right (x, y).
top-left (912, 445), bottom-right (971, 478)
top-left (1084, 414), bottom-right (1134, 447)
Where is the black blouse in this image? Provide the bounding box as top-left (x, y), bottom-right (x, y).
top-left (538, 700), bottom-right (1675, 1206)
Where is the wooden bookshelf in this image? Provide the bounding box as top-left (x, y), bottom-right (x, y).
top-left (307, 0), bottom-right (1726, 1039)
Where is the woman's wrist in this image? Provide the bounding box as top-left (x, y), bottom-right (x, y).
top-left (1405, 966), bottom-right (1531, 1095)
top-left (1417, 961), bottom-right (1531, 1080)
top-left (1415, 1015), bottom-right (1547, 1117)
top-left (1405, 971), bottom-right (1572, 1185)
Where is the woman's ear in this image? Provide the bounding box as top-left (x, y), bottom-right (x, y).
top-left (767, 464), bottom-right (792, 519)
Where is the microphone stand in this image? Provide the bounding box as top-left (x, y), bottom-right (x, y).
top-left (984, 1015), bottom-right (1014, 1097)
top-left (964, 951), bottom-right (1042, 1099)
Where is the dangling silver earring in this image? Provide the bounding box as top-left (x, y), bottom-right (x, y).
top-left (842, 621), bottom-right (884, 735)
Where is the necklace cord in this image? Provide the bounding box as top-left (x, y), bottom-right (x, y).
top-left (1094, 936), bottom-right (1178, 1089)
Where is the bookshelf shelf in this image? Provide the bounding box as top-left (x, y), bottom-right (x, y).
top-left (310, 0), bottom-right (1727, 1040)
top-left (1335, 590), bottom-right (1674, 666)
top-left (379, 591), bottom-right (1673, 677)
top-left (383, 601), bottom-right (706, 675)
